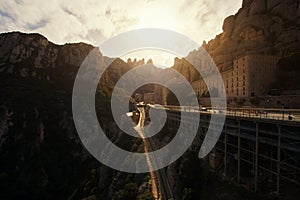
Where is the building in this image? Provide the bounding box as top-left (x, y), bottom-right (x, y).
top-left (143, 93), bottom-right (155, 104)
top-left (228, 54), bottom-right (279, 97)
top-left (191, 54), bottom-right (280, 99)
top-left (154, 85), bottom-right (168, 105)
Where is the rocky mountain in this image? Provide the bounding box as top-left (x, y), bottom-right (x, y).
top-left (205, 0), bottom-right (300, 66)
top-left (173, 0), bottom-right (300, 81)
top-left (0, 32), bottom-right (93, 77)
top-left (0, 32), bottom-right (155, 199)
top-left (0, 32), bottom-right (131, 88)
top-left (172, 57), bottom-right (200, 82)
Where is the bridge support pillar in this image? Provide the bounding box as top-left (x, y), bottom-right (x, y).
top-left (224, 125), bottom-right (227, 177)
top-left (255, 122), bottom-right (259, 192)
top-left (237, 120), bottom-right (241, 184)
top-left (276, 125), bottom-right (281, 195)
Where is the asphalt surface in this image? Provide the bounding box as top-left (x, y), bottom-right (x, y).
top-left (136, 106), bottom-right (174, 200)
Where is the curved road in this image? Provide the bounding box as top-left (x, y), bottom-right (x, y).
top-left (136, 106), bottom-right (174, 200)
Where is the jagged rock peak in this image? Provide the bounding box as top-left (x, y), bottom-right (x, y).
top-left (146, 59), bottom-right (153, 64)
top-left (242, 0), bottom-right (254, 7)
top-left (127, 58), bottom-right (145, 67)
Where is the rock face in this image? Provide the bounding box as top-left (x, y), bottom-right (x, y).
top-left (0, 32), bottom-right (94, 69)
top-left (172, 0), bottom-right (300, 80)
top-left (0, 32), bottom-right (139, 96)
top-left (172, 57), bottom-right (199, 82)
top-left (0, 32), bottom-right (95, 81)
top-left (204, 0), bottom-right (300, 66)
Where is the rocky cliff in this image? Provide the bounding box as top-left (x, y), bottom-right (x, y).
top-left (173, 0), bottom-right (300, 80)
top-left (0, 32), bottom-right (155, 199)
top-left (0, 32), bottom-right (94, 77)
top-left (206, 0), bottom-right (300, 66)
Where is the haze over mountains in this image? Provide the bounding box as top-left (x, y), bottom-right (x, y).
top-left (0, 0), bottom-right (299, 85)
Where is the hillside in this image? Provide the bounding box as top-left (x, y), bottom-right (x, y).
top-left (0, 32), bottom-right (154, 199)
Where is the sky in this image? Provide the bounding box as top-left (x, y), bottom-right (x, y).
top-left (0, 0), bottom-right (242, 67)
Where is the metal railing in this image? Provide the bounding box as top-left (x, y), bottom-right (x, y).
top-left (148, 104), bottom-right (300, 122)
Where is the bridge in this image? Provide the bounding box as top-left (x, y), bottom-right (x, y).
top-left (147, 105), bottom-right (300, 197)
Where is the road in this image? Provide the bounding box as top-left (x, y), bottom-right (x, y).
top-left (136, 106), bottom-right (174, 200)
top-left (149, 104), bottom-right (300, 123)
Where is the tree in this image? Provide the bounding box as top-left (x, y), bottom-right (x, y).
top-left (183, 188), bottom-right (192, 200)
top-left (113, 182), bottom-right (138, 200)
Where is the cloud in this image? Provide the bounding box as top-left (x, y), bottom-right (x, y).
top-left (14, 0), bottom-right (24, 5)
top-left (26, 19), bottom-right (48, 30)
top-left (175, 0), bottom-right (242, 43)
top-left (0, 10), bottom-right (15, 21)
top-left (62, 7), bottom-right (79, 19)
top-left (0, 0), bottom-right (241, 49)
top-left (85, 28), bottom-right (106, 45)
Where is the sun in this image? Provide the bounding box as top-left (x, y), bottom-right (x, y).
top-left (134, 4), bottom-right (180, 31)
top-left (126, 6), bottom-right (182, 68)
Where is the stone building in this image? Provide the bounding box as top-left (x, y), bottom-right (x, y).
top-left (191, 54), bottom-right (280, 98)
top-left (143, 93), bottom-right (155, 104)
top-left (154, 85), bottom-right (168, 105)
